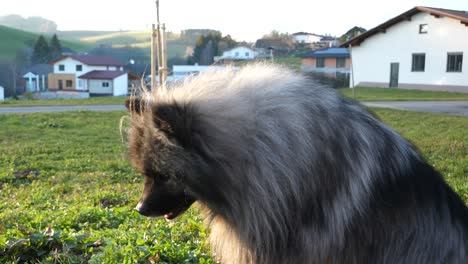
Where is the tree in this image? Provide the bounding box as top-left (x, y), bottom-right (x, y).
top-left (32, 35), bottom-right (50, 64)
top-left (188, 32), bottom-right (233, 65)
top-left (339, 26), bottom-right (367, 44)
top-left (49, 34), bottom-right (62, 60)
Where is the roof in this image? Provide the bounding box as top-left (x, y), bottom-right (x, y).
top-left (78, 70), bottom-right (127, 80)
top-left (292, 32), bottom-right (324, 37)
top-left (50, 54), bottom-right (125, 67)
top-left (299, 47), bottom-right (350, 58)
top-left (21, 64), bottom-right (53, 76)
top-left (341, 6), bottom-right (468, 47)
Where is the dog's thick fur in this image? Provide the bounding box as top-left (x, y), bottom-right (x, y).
top-left (125, 64), bottom-right (468, 264)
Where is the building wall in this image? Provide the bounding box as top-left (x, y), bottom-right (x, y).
top-left (351, 12), bottom-right (468, 91)
top-left (88, 79), bottom-right (113, 94)
top-left (113, 74), bottom-right (128, 96)
top-left (48, 73), bottom-right (76, 90)
top-left (53, 57), bottom-right (122, 90)
top-left (222, 47), bottom-right (257, 60)
top-left (301, 58), bottom-right (351, 72)
top-left (293, 34), bottom-right (322, 43)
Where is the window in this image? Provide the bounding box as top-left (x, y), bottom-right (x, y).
top-left (245, 52), bottom-right (250, 57)
top-left (235, 52), bottom-right (239, 57)
top-left (76, 65), bottom-right (83, 71)
top-left (316, 58), bottom-right (325, 68)
top-left (419, 24), bottom-right (428, 34)
top-left (59, 64), bottom-right (65, 71)
top-left (446, 53), bottom-right (463, 72)
top-left (336, 58), bottom-right (346, 68)
top-left (102, 82), bottom-right (110, 87)
top-left (411, 53), bottom-right (426, 72)
top-left (65, 80), bottom-right (72, 87)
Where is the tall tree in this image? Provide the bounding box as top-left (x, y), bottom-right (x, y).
top-left (188, 32), bottom-right (231, 65)
top-left (49, 34), bottom-right (62, 60)
top-left (32, 35), bottom-right (50, 64)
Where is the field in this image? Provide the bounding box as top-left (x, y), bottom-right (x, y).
top-left (0, 109), bottom-right (467, 263)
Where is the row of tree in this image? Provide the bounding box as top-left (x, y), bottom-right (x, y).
top-left (32, 34), bottom-right (63, 64)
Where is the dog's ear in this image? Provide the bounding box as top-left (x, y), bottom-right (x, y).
top-left (125, 98), bottom-right (146, 114)
top-left (152, 103), bottom-right (193, 148)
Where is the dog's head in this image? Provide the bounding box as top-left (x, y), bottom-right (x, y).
top-left (125, 98), bottom-right (196, 220)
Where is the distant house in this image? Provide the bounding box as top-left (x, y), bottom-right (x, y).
top-left (172, 64), bottom-right (235, 81)
top-left (21, 64), bottom-right (53, 92)
top-left (319, 36), bottom-right (339, 47)
top-left (48, 55), bottom-right (130, 96)
top-left (255, 38), bottom-right (293, 57)
top-left (341, 6), bottom-right (468, 92)
top-left (0, 85), bottom-right (4, 100)
top-left (300, 47), bottom-right (351, 77)
top-left (292, 32), bottom-right (323, 44)
top-left (214, 46), bottom-right (258, 62)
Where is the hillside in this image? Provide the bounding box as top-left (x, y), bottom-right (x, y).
top-left (0, 25), bottom-right (90, 62)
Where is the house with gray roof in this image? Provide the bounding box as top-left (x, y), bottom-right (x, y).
top-left (299, 47), bottom-right (351, 77)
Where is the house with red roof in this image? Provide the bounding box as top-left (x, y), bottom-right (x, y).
top-left (341, 6), bottom-right (468, 92)
top-left (48, 55), bottom-right (130, 96)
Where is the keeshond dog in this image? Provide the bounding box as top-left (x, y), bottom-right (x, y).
top-left (125, 64), bottom-right (467, 264)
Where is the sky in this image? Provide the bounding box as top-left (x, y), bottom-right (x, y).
top-left (1, 0), bottom-right (466, 41)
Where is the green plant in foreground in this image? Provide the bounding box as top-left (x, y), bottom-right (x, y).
top-left (0, 110), bottom-right (466, 262)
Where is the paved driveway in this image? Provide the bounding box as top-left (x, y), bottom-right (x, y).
top-left (362, 101), bottom-right (468, 116)
top-left (1, 102), bottom-right (468, 116)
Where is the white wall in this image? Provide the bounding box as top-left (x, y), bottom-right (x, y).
top-left (293, 34), bottom-right (322, 43)
top-left (53, 57), bottom-right (115, 90)
top-left (222, 47), bottom-right (258, 60)
top-left (113, 74), bottom-right (128, 96)
top-left (351, 12), bottom-right (468, 90)
top-left (0, 86), bottom-right (4, 100)
top-left (88, 79), bottom-right (112, 94)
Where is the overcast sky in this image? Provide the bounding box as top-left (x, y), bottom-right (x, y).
top-left (1, 0), bottom-right (466, 41)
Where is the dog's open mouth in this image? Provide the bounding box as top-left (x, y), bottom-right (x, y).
top-left (163, 205), bottom-right (190, 220)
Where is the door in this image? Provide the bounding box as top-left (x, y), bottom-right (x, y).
top-left (58, 80), bottom-right (63, 90)
top-left (389, 63), bottom-right (399, 88)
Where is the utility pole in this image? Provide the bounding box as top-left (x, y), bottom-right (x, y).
top-left (150, 0), bottom-right (168, 91)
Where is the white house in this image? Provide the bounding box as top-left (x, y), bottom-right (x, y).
top-left (292, 32), bottom-right (323, 44)
top-left (0, 85), bottom-right (4, 101)
top-left (342, 6), bottom-right (468, 93)
top-left (214, 47), bottom-right (258, 62)
top-left (172, 64), bottom-right (236, 81)
top-left (48, 55), bottom-right (129, 96)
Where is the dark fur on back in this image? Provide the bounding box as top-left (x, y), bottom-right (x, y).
top-left (126, 64), bottom-right (468, 264)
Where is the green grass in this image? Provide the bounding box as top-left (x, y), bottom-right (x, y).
top-left (338, 87), bottom-right (468, 101)
top-left (0, 109), bottom-right (466, 263)
top-left (0, 25), bottom-right (90, 62)
top-left (0, 96), bottom-right (127, 107)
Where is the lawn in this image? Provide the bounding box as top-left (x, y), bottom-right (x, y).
top-left (338, 87), bottom-right (468, 101)
top-left (0, 96), bottom-right (128, 107)
top-left (0, 109), bottom-right (467, 262)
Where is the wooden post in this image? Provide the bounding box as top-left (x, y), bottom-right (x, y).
top-left (151, 24), bottom-right (157, 91)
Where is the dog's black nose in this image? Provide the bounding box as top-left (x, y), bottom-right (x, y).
top-left (135, 202), bottom-right (149, 216)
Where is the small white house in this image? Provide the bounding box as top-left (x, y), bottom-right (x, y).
top-left (214, 47), bottom-right (258, 62)
top-left (48, 55), bottom-right (129, 96)
top-left (0, 85), bottom-right (4, 101)
top-left (292, 32), bottom-right (323, 44)
top-left (172, 64), bottom-right (236, 81)
top-left (342, 6), bottom-right (468, 93)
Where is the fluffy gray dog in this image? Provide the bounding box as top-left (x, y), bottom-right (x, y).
top-left (125, 64), bottom-right (467, 264)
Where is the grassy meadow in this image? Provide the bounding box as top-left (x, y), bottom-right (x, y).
top-left (0, 108), bottom-right (466, 263)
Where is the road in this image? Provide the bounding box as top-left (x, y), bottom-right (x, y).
top-left (362, 101), bottom-right (468, 116)
top-left (0, 105), bottom-right (126, 114)
top-left (1, 101), bottom-right (468, 116)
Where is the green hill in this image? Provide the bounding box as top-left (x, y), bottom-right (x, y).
top-left (0, 25), bottom-right (90, 62)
